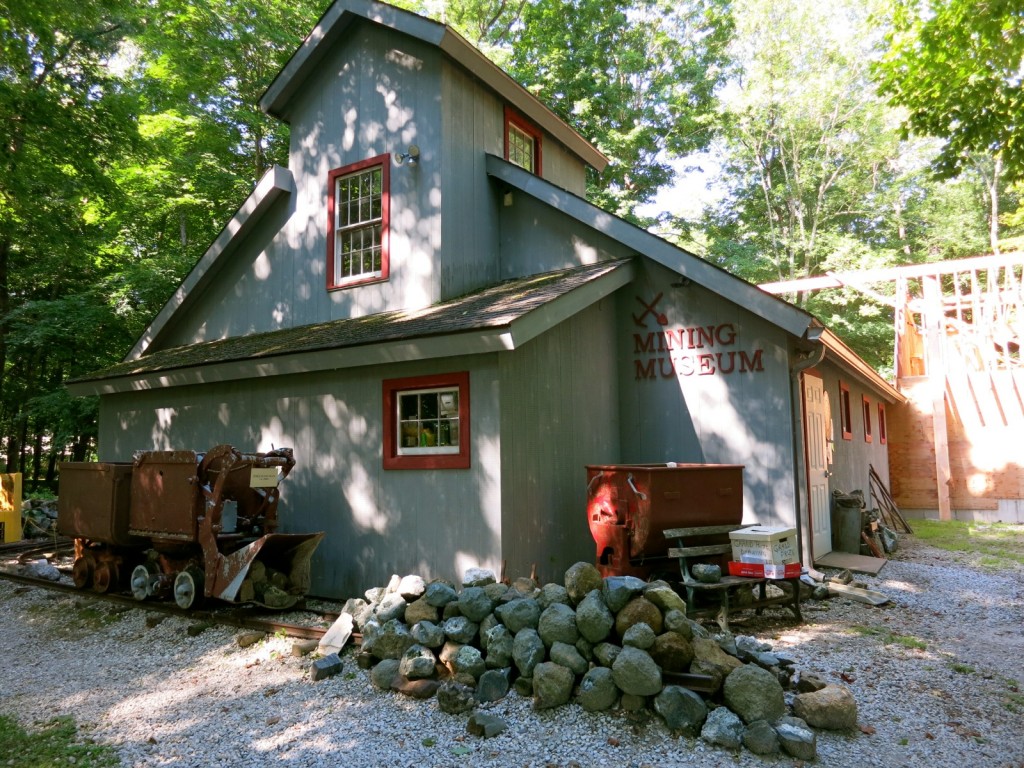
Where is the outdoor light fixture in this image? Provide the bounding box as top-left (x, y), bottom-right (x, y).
top-left (393, 145), bottom-right (420, 166)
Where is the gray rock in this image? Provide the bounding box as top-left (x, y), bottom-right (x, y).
top-left (593, 642), bottom-right (621, 668)
top-left (700, 706), bottom-right (744, 750)
top-left (291, 639), bottom-right (319, 657)
top-left (467, 712), bottom-right (508, 738)
top-left (512, 628), bottom-right (546, 677)
top-left (451, 645), bottom-right (486, 680)
top-left (442, 601), bottom-right (462, 620)
top-left (483, 582), bottom-right (510, 602)
top-left (437, 681), bottom-right (476, 714)
top-left (690, 563), bottom-right (722, 583)
top-left (479, 612), bottom-right (499, 639)
top-left (310, 652), bottom-right (344, 681)
top-left (341, 597), bottom-right (374, 630)
top-left (723, 664), bottom-right (786, 724)
top-left (462, 567), bottom-right (496, 587)
top-left (475, 668), bottom-right (511, 703)
top-left (398, 574), bottom-right (426, 600)
top-left (776, 718), bottom-right (817, 761)
top-left (622, 622), bottom-right (656, 650)
top-left (602, 575), bottom-right (647, 613)
top-left (370, 619), bottom-right (416, 660)
top-left (484, 624), bottom-right (514, 668)
top-left (424, 581), bottom-right (458, 607)
top-left (410, 620), bottom-right (446, 649)
top-left (365, 586), bottom-right (386, 604)
top-left (237, 631), bottom-right (266, 648)
top-left (742, 720), bottom-right (780, 755)
top-left (22, 560), bottom-right (60, 581)
top-left (459, 586), bottom-right (496, 622)
top-left (577, 667), bottom-right (619, 712)
top-left (575, 590), bottom-right (615, 643)
top-left (537, 602), bottom-right (578, 647)
top-left (796, 672), bottom-right (828, 693)
top-left (374, 592), bottom-right (408, 624)
top-left (620, 693), bottom-right (647, 711)
top-left (642, 582), bottom-right (687, 614)
top-left (390, 674), bottom-right (441, 700)
top-left (537, 583), bottom-right (571, 608)
top-left (575, 637), bottom-right (593, 662)
top-left (611, 646), bottom-right (662, 696)
top-left (653, 685), bottom-right (707, 736)
top-left (495, 598), bottom-right (541, 633)
top-left (564, 561), bottom-right (603, 605)
top-left (736, 635), bottom-right (772, 656)
top-left (662, 609), bottom-right (692, 638)
top-left (403, 596), bottom-right (439, 626)
top-left (793, 684), bottom-right (858, 730)
top-left (399, 644), bottom-right (438, 680)
top-left (533, 662), bottom-right (574, 709)
top-left (442, 616), bottom-right (479, 644)
top-left (369, 658), bottom-right (400, 690)
top-left (691, 637), bottom-right (743, 679)
top-left (549, 641), bottom-right (588, 675)
top-left (384, 574), bottom-right (402, 593)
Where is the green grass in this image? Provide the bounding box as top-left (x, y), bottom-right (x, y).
top-left (0, 715), bottom-right (119, 767)
top-left (911, 519), bottom-right (1024, 569)
top-left (850, 624), bottom-right (928, 650)
top-left (950, 662), bottom-right (975, 674)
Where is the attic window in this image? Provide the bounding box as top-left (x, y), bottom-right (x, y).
top-left (383, 372), bottom-right (470, 470)
top-left (505, 106), bottom-right (542, 176)
top-left (327, 155), bottom-right (389, 289)
top-left (839, 381), bottom-right (853, 441)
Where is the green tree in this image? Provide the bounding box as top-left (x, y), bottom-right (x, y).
top-left (873, 0), bottom-right (1024, 182)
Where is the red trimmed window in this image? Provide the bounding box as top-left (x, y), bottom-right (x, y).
top-left (504, 106), bottom-right (542, 176)
top-left (862, 395), bottom-right (873, 443)
top-left (383, 372), bottom-right (470, 470)
top-left (327, 154), bottom-right (389, 290)
top-left (839, 381), bottom-right (853, 440)
top-left (878, 402), bottom-right (887, 445)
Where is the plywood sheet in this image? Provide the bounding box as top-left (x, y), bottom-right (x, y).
top-left (813, 551), bottom-right (886, 575)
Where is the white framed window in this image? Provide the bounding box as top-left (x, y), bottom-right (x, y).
top-left (383, 372), bottom-right (470, 470)
top-left (327, 155), bottom-right (389, 289)
top-left (504, 106), bottom-right (542, 175)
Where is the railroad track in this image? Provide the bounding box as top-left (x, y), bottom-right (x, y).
top-left (0, 566), bottom-right (332, 642)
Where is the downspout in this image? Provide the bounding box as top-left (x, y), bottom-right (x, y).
top-left (790, 328), bottom-right (826, 567)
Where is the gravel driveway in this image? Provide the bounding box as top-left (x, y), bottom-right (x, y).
top-left (2, 535), bottom-right (1023, 768)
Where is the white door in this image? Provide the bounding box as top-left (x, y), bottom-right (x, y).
top-left (803, 373), bottom-right (832, 559)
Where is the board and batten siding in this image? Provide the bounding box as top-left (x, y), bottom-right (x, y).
top-left (499, 299), bottom-right (620, 584)
top-left (616, 262), bottom-right (799, 530)
top-left (820, 364), bottom-right (892, 503)
top-left (97, 356), bottom-right (503, 598)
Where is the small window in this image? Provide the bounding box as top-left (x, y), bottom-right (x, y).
top-left (878, 402), bottom-right (887, 445)
top-left (504, 106), bottom-right (543, 175)
top-left (839, 381), bottom-right (853, 440)
top-left (383, 372), bottom-right (470, 470)
top-left (327, 155), bottom-right (389, 290)
top-left (862, 395), bottom-right (873, 443)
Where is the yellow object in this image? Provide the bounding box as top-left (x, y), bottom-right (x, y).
top-left (0, 473), bottom-right (22, 543)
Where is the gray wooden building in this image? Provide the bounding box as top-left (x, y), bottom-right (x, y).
top-left (69, 0), bottom-right (901, 597)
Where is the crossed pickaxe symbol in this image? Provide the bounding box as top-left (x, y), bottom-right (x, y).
top-left (633, 293), bottom-right (668, 327)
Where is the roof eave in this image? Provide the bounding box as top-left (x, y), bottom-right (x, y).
top-left (820, 328), bottom-right (905, 403)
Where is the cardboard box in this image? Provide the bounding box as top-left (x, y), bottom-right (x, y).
top-left (728, 561), bottom-right (801, 579)
top-left (729, 525), bottom-right (799, 565)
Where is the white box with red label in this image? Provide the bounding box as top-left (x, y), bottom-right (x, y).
top-left (729, 525), bottom-right (799, 565)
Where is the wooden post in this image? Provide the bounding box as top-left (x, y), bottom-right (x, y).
top-left (922, 277), bottom-right (952, 520)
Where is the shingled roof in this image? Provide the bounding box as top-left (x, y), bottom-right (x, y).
top-left (71, 258), bottom-right (633, 387)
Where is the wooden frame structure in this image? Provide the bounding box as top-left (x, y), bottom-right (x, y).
top-left (761, 252), bottom-right (1024, 521)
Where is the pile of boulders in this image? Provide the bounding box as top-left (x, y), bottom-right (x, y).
top-left (326, 562), bottom-right (858, 759)
top-left (21, 498), bottom-right (58, 538)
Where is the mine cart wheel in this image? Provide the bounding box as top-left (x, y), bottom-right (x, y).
top-left (92, 562), bottom-right (119, 594)
top-left (173, 566), bottom-right (205, 610)
top-left (130, 563), bottom-right (159, 601)
top-left (72, 557), bottom-right (93, 589)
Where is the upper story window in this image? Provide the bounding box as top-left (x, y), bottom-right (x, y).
top-left (878, 402), bottom-right (888, 445)
top-left (327, 154), bottom-right (389, 290)
top-left (862, 395), bottom-right (873, 443)
top-left (383, 372), bottom-right (470, 470)
top-left (504, 106), bottom-right (543, 176)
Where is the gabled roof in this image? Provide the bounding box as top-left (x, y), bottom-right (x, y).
top-left (259, 0), bottom-right (608, 172)
top-left (486, 154), bottom-right (903, 402)
top-left (68, 259), bottom-right (635, 396)
top-left (127, 164), bottom-right (294, 360)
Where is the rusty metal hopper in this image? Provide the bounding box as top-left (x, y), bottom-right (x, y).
top-left (207, 532), bottom-right (324, 608)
